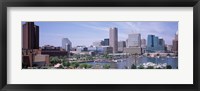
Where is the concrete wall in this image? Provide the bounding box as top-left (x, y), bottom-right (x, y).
top-left (34, 54), bottom-right (50, 65)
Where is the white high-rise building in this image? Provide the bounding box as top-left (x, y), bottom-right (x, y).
top-left (127, 33), bottom-right (141, 48)
top-left (62, 38), bottom-right (72, 52)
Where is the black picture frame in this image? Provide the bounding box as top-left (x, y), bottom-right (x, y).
top-left (0, 0), bottom-right (199, 91)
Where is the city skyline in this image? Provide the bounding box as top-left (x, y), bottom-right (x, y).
top-left (22, 22), bottom-right (178, 69)
top-left (23, 22), bottom-right (178, 47)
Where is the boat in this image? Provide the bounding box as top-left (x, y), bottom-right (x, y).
top-left (112, 60), bottom-right (118, 62)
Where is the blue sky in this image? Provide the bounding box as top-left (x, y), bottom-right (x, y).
top-left (32, 22), bottom-right (178, 47)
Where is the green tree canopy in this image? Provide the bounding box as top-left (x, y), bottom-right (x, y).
top-left (103, 64), bottom-right (110, 69)
top-left (131, 64), bottom-right (137, 69)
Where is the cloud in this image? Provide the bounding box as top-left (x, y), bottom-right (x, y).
top-left (78, 23), bottom-right (109, 32)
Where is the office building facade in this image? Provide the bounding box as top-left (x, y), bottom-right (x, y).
top-left (127, 33), bottom-right (141, 48)
top-left (109, 27), bottom-right (118, 53)
top-left (118, 41), bottom-right (126, 52)
top-left (141, 39), bottom-right (146, 48)
top-left (62, 38), bottom-right (72, 52)
top-left (22, 22), bottom-right (39, 49)
top-left (172, 32), bottom-right (178, 53)
top-left (103, 38), bottom-right (109, 46)
top-left (147, 35), bottom-right (165, 52)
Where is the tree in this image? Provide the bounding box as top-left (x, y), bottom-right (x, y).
top-left (71, 62), bottom-right (79, 68)
top-left (103, 64), bottom-right (110, 69)
top-left (166, 65), bottom-right (172, 69)
top-left (102, 54), bottom-right (112, 60)
top-left (103, 54), bottom-right (108, 59)
top-left (22, 63), bottom-right (28, 69)
top-left (156, 67), bottom-right (161, 69)
top-left (138, 65), bottom-right (144, 69)
top-left (60, 59), bottom-right (64, 63)
top-left (79, 63), bottom-right (92, 69)
top-left (80, 64), bottom-right (87, 69)
top-left (86, 56), bottom-right (94, 61)
top-left (147, 66), bottom-right (154, 69)
top-left (87, 64), bottom-right (92, 68)
top-left (50, 56), bottom-right (60, 65)
top-left (131, 64), bottom-right (136, 69)
top-left (63, 55), bottom-right (67, 59)
top-left (63, 61), bottom-right (70, 68)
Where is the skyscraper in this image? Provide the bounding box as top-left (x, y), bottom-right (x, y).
top-left (118, 41), bottom-right (126, 52)
top-left (172, 40), bottom-right (178, 52)
top-left (127, 33), bottom-right (141, 48)
top-left (109, 27), bottom-right (118, 53)
top-left (103, 38), bottom-right (109, 46)
top-left (147, 35), bottom-right (155, 52)
top-left (125, 39), bottom-right (128, 48)
top-left (158, 38), bottom-right (165, 50)
top-left (22, 22), bottom-right (39, 49)
top-left (34, 25), bottom-right (39, 49)
top-left (166, 45), bottom-right (173, 52)
top-left (141, 39), bottom-right (146, 48)
top-left (172, 32), bottom-right (178, 53)
top-left (22, 22), bottom-right (43, 67)
top-left (153, 36), bottom-right (159, 49)
top-left (62, 38), bottom-right (72, 52)
top-left (147, 35), bottom-right (165, 52)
